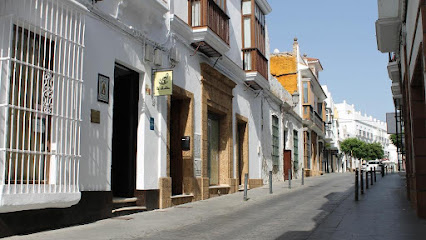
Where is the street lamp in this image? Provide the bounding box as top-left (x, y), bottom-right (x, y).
top-left (292, 92), bottom-right (300, 107)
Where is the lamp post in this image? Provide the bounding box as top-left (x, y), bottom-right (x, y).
top-left (292, 92), bottom-right (300, 107)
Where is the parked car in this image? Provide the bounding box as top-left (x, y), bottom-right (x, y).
top-left (368, 160), bottom-right (381, 172)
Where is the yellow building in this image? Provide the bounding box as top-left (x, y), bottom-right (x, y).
top-left (271, 39), bottom-right (327, 177)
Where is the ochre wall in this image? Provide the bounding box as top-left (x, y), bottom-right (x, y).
top-left (270, 54), bottom-right (298, 94)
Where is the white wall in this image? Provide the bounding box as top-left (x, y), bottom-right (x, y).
top-left (335, 101), bottom-right (397, 169)
top-left (170, 0), bottom-right (188, 23)
top-left (79, 1), bottom-right (173, 191)
top-left (233, 84), bottom-right (262, 180)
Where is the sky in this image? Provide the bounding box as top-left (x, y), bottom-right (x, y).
top-left (267, 0), bottom-right (393, 121)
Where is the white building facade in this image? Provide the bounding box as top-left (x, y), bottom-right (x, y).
top-left (322, 85), bottom-right (342, 173)
top-left (335, 100), bottom-right (397, 170)
top-left (0, 0), bottom-right (307, 236)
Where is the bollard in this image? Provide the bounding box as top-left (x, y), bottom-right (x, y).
top-left (288, 169), bottom-right (292, 189)
top-left (302, 168), bottom-right (304, 185)
top-left (366, 170), bottom-right (369, 189)
top-left (374, 167), bottom-right (376, 182)
top-left (360, 169), bottom-right (364, 194)
top-left (382, 165), bottom-right (385, 177)
top-left (370, 169), bottom-right (373, 186)
top-left (243, 173), bottom-right (248, 201)
top-left (269, 171), bottom-right (273, 194)
top-left (355, 170), bottom-right (359, 201)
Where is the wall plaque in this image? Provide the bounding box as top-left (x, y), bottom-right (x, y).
top-left (91, 109), bottom-right (101, 124)
top-left (97, 74), bottom-right (109, 103)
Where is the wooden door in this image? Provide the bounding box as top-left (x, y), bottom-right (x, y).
top-left (170, 99), bottom-right (183, 195)
top-left (284, 150), bottom-right (292, 180)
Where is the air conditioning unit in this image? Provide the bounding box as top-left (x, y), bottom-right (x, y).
top-left (170, 46), bottom-right (180, 63)
top-left (154, 49), bottom-right (163, 66)
top-left (145, 44), bottom-right (154, 62)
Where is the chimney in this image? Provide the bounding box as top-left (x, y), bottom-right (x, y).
top-left (293, 37), bottom-right (298, 55)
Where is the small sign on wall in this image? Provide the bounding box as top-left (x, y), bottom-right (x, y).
top-left (91, 109), bottom-right (101, 124)
top-left (150, 117), bottom-right (154, 130)
top-left (154, 70), bottom-right (173, 96)
top-left (97, 74), bottom-right (109, 103)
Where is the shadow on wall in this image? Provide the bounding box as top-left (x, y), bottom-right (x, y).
top-left (81, 87), bottom-right (112, 191)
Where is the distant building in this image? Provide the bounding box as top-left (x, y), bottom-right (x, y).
top-left (335, 101), bottom-right (397, 170)
top-left (322, 86), bottom-right (342, 173)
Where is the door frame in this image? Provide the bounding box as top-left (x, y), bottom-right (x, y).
top-left (167, 85), bottom-right (194, 196)
top-left (111, 63), bottom-right (140, 197)
top-left (236, 114), bottom-right (248, 186)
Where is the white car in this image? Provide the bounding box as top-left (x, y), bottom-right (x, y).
top-left (368, 160), bottom-right (381, 172)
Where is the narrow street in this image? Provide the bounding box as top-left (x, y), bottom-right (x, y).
top-left (7, 174), bottom-right (354, 240)
top-left (7, 172), bottom-right (426, 240)
top-left (3, 1), bottom-right (417, 237)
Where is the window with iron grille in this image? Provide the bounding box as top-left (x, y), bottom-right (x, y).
top-left (306, 131), bottom-right (311, 169)
top-left (272, 115), bottom-right (279, 166)
top-left (293, 130), bottom-right (298, 166)
top-left (0, 0), bottom-right (84, 194)
top-left (5, 25), bottom-right (55, 184)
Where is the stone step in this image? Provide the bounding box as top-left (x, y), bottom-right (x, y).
top-left (238, 186), bottom-right (250, 191)
top-left (171, 194), bottom-right (194, 206)
top-left (112, 206), bottom-right (147, 217)
top-left (112, 197), bottom-right (138, 204)
top-left (112, 197), bottom-right (141, 216)
top-left (209, 185), bottom-right (230, 197)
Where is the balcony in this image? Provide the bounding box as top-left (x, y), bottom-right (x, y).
top-left (243, 48), bottom-right (269, 89)
top-left (325, 125), bottom-right (334, 141)
top-left (375, 0), bottom-right (402, 53)
top-left (387, 53), bottom-right (400, 83)
top-left (189, 0), bottom-right (230, 57)
top-left (313, 111), bottom-right (325, 133)
top-left (303, 104), bottom-right (314, 122)
top-left (303, 105), bottom-right (325, 134)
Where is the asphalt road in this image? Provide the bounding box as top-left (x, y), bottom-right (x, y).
top-left (7, 173), bottom-right (354, 240)
top-left (140, 173), bottom-right (353, 240)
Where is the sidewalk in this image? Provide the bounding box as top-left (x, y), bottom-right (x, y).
top-left (306, 172), bottom-right (426, 240)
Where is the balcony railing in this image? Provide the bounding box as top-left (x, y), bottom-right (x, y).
top-left (389, 52), bottom-right (397, 62)
top-left (243, 48), bottom-right (268, 79)
top-left (314, 111), bottom-right (325, 132)
top-left (303, 104), bottom-right (313, 121)
top-left (190, 0), bottom-right (230, 44)
top-left (326, 129), bottom-right (334, 139)
top-left (303, 105), bottom-right (325, 133)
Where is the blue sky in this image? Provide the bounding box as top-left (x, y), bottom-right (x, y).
top-left (267, 0), bottom-right (393, 121)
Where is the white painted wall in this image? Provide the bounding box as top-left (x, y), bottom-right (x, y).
top-left (233, 84), bottom-right (262, 180)
top-left (170, 0), bottom-right (188, 23)
top-left (79, 1), bottom-right (173, 191)
top-left (335, 100), bottom-right (398, 169)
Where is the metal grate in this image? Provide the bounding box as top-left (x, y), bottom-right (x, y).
top-left (0, 0), bottom-right (84, 195)
top-left (272, 115), bottom-right (279, 166)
